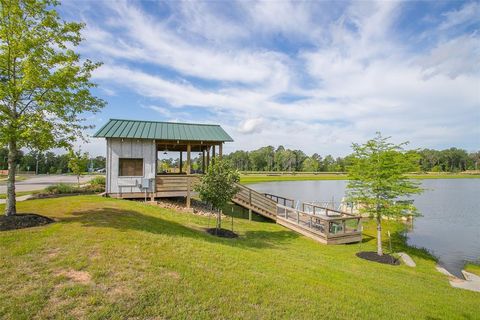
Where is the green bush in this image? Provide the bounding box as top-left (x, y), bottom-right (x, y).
top-left (88, 176), bottom-right (105, 192)
top-left (44, 183), bottom-right (78, 194)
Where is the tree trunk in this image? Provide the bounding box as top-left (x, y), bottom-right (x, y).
top-left (376, 219), bottom-right (383, 256)
top-left (5, 139), bottom-right (17, 216)
top-left (217, 210), bottom-right (222, 230)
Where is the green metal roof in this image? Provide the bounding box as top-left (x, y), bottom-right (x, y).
top-left (93, 119), bottom-right (233, 142)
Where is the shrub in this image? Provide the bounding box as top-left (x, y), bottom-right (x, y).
top-left (88, 176), bottom-right (106, 192)
top-left (44, 183), bottom-right (78, 194)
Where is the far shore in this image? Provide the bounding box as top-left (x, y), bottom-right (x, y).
top-left (240, 172), bottom-right (480, 184)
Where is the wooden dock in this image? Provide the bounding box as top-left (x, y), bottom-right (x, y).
top-left (232, 183), bottom-right (362, 245)
top-left (115, 176), bottom-right (362, 244)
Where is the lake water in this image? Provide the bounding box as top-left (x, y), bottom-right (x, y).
top-left (249, 179), bottom-right (480, 277)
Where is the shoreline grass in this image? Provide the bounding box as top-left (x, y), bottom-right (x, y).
top-left (465, 263), bottom-right (480, 276)
top-left (240, 172), bottom-right (480, 184)
top-left (0, 195), bottom-right (477, 319)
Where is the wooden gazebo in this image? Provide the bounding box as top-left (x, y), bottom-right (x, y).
top-left (94, 119), bottom-right (233, 206)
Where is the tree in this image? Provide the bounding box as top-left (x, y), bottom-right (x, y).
top-left (195, 159), bottom-right (240, 231)
top-left (301, 157), bottom-right (319, 172)
top-left (0, 0), bottom-right (105, 216)
top-left (346, 133), bottom-right (423, 256)
top-left (67, 149), bottom-right (89, 187)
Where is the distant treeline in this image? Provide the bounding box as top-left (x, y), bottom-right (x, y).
top-left (224, 146), bottom-right (480, 173)
top-left (2, 146), bottom-right (478, 174)
top-left (0, 148), bottom-right (106, 174)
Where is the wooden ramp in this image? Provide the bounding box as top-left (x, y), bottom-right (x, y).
top-left (232, 183), bottom-right (362, 245)
top-left (232, 183), bottom-right (277, 220)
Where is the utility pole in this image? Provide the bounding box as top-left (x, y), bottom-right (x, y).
top-left (35, 152), bottom-right (39, 175)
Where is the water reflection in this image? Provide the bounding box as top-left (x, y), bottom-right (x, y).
top-left (249, 179), bottom-right (480, 277)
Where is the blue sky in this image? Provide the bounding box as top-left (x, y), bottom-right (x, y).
top-left (61, 0), bottom-right (479, 156)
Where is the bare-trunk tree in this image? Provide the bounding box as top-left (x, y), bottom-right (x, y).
top-left (5, 140), bottom-right (17, 216)
top-left (376, 217), bottom-right (383, 256)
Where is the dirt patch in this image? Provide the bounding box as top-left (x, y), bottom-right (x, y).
top-left (56, 269), bottom-right (92, 284)
top-left (0, 213), bottom-right (54, 231)
top-left (88, 248), bottom-right (101, 261)
top-left (165, 271), bottom-right (181, 280)
top-left (356, 251), bottom-right (400, 265)
top-left (206, 227), bottom-right (238, 238)
top-left (46, 248), bottom-right (61, 259)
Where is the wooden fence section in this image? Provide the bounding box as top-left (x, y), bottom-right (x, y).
top-left (155, 175), bottom-right (200, 197)
top-left (232, 183), bottom-right (277, 219)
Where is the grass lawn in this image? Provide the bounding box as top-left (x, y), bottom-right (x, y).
top-left (0, 190), bottom-right (41, 200)
top-left (240, 173), bottom-right (480, 184)
top-left (0, 196), bottom-right (478, 319)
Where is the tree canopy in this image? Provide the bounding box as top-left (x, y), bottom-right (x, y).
top-left (224, 145), bottom-right (478, 173)
top-left (346, 133), bottom-right (423, 255)
top-left (0, 0), bottom-right (105, 215)
top-left (195, 159), bottom-right (240, 230)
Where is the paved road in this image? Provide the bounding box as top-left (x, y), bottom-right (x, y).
top-left (0, 175), bottom-right (96, 193)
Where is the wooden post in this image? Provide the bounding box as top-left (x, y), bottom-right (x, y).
top-left (186, 144), bottom-right (191, 208)
top-left (202, 149), bottom-right (206, 173)
top-left (179, 151), bottom-right (183, 173)
top-left (248, 189), bottom-right (252, 221)
top-left (212, 145), bottom-right (216, 163)
top-left (219, 143), bottom-right (223, 160)
top-left (206, 146), bottom-right (210, 170)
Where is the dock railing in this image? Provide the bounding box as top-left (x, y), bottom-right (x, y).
top-left (264, 193), bottom-right (295, 208)
top-left (276, 203), bottom-right (362, 244)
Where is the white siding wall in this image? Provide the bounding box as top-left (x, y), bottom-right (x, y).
top-left (106, 138), bottom-right (156, 194)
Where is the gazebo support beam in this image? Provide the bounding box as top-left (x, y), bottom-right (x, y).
top-left (186, 144), bottom-right (191, 208)
top-left (179, 151), bottom-right (183, 173)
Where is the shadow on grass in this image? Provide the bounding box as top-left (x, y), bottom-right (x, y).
top-left (361, 233), bottom-right (375, 244)
top-left (59, 208), bottom-right (298, 250)
top-left (221, 202), bottom-right (273, 223)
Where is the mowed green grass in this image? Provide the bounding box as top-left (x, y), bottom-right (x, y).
top-left (0, 190), bottom-right (41, 199)
top-left (0, 196), bottom-right (478, 319)
top-left (240, 173), bottom-right (480, 184)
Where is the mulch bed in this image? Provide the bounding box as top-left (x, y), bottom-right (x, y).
top-left (356, 251), bottom-right (400, 265)
top-left (206, 228), bottom-right (238, 238)
top-left (0, 213), bottom-right (54, 231)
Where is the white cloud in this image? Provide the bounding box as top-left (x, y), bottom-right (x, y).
top-left (238, 118), bottom-right (264, 134)
top-left (416, 34), bottom-right (480, 79)
top-left (69, 1), bottom-right (480, 156)
top-left (439, 2), bottom-right (480, 30)
top-left (81, 0), bottom-right (291, 86)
